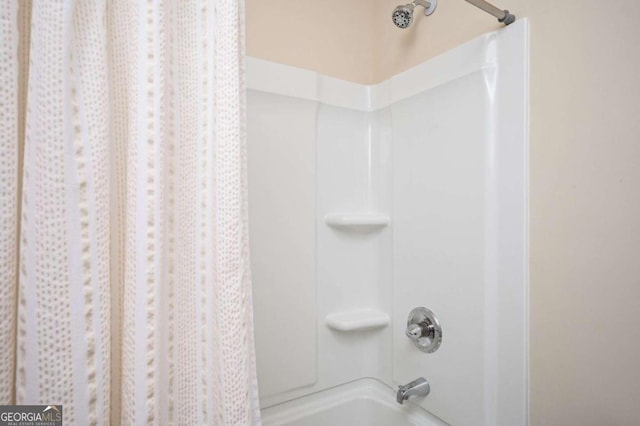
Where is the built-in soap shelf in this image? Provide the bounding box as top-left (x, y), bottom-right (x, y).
top-left (325, 309), bottom-right (390, 332)
top-left (324, 213), bottom-right (390, 230)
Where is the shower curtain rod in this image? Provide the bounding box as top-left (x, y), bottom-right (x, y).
top-left (464, 0), bottom-right (515, 25)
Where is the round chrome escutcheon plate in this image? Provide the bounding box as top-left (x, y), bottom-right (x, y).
top-left (406, 307), bottom-right (442, 353)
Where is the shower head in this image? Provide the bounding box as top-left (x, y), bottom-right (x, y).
top-left (392, 0), bottom-right (437, 29)
top-left (391, 4), bottom-right (415, 29)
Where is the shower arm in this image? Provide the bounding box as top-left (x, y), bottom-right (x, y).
top-left (464, 0), bottom-right (515, 25)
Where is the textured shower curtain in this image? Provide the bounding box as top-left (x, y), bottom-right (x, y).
top-left (0, 0), bottom-right (260, 425)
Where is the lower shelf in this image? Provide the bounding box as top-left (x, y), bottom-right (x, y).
top-left (325, 309), bottom-right (390, 332)
top-left (324, 213), bottom-right (390, 230)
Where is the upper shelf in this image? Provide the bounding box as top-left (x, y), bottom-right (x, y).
top-left (324, 213), bottom-right (390, 230)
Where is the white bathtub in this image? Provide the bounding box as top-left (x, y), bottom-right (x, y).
top-left (261, 379), bottom-right (447, 426)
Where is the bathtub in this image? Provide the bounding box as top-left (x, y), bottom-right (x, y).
top-left (261, 379), bottom-right (447, 426)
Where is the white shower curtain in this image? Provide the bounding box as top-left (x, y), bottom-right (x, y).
top-left (0, 0), bottom-right (260, 424)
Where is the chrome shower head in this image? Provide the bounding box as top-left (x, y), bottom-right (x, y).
top-left (392, 0), bottom-right (437, 29)
top-left (392, 4), bottom-right (415, 29)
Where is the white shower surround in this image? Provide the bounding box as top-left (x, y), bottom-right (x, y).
top-left (248, 20), bottom-right (528, 426)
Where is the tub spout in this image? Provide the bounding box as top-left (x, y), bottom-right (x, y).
top-left (396, 377), bottom-right (430, 404)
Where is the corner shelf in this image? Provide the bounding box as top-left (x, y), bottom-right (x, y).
top-left (324, 213), bottom-right (390, 230)
top-left (325, 309), bottom-right (390, 332)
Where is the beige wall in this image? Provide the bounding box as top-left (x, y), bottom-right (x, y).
top-left (527, 2), bottom-right (640, 425)
top-left (246, 0), bottom-right (377, 83)
top-left (247, 1), bottom-right (640, 424)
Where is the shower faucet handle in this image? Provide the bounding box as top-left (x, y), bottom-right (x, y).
top-left (406, 322), bottom-right (433, 340)
top-left (405, 307), bottom-right (442, 353)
